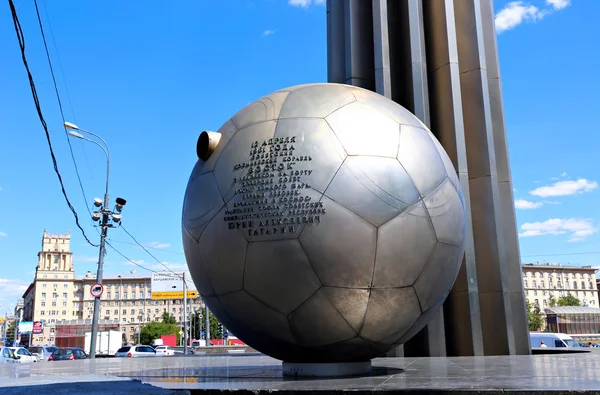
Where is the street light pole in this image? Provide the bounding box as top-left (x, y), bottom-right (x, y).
top-left (65, 121), bottom-right (126, 359)
top-left (183, 272), bottom-right (188, 356)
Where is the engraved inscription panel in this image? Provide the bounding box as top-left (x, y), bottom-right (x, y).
top-left (224, 136), bottom-right (327, 239)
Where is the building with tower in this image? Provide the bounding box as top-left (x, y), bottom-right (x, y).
top-left (21, 231), bottom-right (203, 346)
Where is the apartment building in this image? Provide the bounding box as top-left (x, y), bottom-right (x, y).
top-left (22, 231), bottom-right (202, 345)
top-left (522, 263), bottom-right (599, 310)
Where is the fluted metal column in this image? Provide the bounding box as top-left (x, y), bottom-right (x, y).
top-left (422, 0), bottom-right (484, 357)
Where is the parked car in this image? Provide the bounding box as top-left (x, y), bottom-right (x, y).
top-left (0, 347), bottom-right (19, 364)
top-left (48, 347), bottom-right (88, 361)
top-left (154, 345), bottom-right (175, 356)
top-left (27, 346), bottom-right (57, 362)
top-left (9, 347), bottom-right (37, 363)
top-left (115, 345), bottom-right (157, 358)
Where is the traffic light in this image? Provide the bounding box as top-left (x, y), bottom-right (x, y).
top-left (217, 323), bottom-right (223, 336)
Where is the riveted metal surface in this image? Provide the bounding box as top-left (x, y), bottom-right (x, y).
top-left (325, 100), bottom-right (400, 158)
top-left (424, 178), bottom-right (466, 245)
top-left (320, 286), bottom-right (369, 332)
top-left (347, 85), bottom-right (426, 128)
top-left (182, 172), bottom-right (224, 240)
top-left (360, 287), bottom-right (421, 343)
top-left (273, 118), bottom-right (346, 193)
top-left (219, 290), bottom-right (296, 344)
top-left (299, 197), bottom-right (377, 288)
top-left (231, 91), bottom-right (290, 130)
top-left (289, 289), bottom-right (357, 347)
top-left (414, 242), bottom-right (461, 312)
top-left (279, 84), bottom-right (356, 119)
top-left (197, 206), bottom-right (247, 295)
top-left (373, 201), bottom-right (437, 288)
top-left (244, 240), bottom-right (321, 315)
top-left (182, 227), bottom-right (215, 296)
top-left (325, 158), bottom-right (411, 227)
top-left (398, 125), bottom-right (447, 197)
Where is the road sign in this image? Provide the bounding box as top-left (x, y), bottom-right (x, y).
top-left (90, 283), bottom-right (104, 298)
top-left (151, 272), bottom-right (198, 300)
top-left (224, 330), bottom-right (228, 338)
top-left (32, 321), bottom-right (43, 334)
top-left (179, 330), bottom-right (184, 336)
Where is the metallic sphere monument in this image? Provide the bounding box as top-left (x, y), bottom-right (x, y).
top-left (182, 83), bottom-right (466, 373)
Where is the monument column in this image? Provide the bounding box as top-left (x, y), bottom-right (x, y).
top-left (326, 0), bottom-right (530, 356)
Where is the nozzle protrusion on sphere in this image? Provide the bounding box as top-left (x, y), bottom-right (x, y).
top-left (197, 131), bottom-right (221, 160)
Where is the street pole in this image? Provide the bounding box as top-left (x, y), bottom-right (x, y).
top-left (3, 310), bottom-right (7, 342)
top-left (89, 188), bottom-right (108, 359)
top-left (183, 272), bottom-right (188, 356)
top-left (205, 304), bottom-right (210, 347)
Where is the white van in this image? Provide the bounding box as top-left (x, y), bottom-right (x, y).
top-left (530, 332), bottom-right (580, 348)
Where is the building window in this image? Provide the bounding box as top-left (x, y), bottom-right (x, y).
top-left (534, 299), bottom-right (539, 306)
top-left (107, 293), bottom-right (112, 299)
top-left (52, 302), bottom-right (56, 307)
top-left (140, 283), bottom-right (144, 288)
top-left (130, 327), bottom-right (135, 332)
top-left (533, 290), bottom-right (537, 296)
top-left (114, 309), bottom-right (118, 314)
top-left (62, 293), bottom-right (67, 299)
top-left (122, 318), bottom-right (126, 323)
top-left (115, 292), bottom-right (119, 299)
top-left (543, 300), bottom-right (547, 307)
top-left (107, 284), bottom-right (112, 289)
top-left (40, 311), bottom-right (45, 315)
top-left (62, 302), bottom-right (67, 307)
top-left (130, 318), bottom-right (135, 323)
top-left (155, 308), bottom-right (159, 314)
top-left (64, 284), bottom-right (68, 288)
top-left (541, 280), bottom-right (545, 288)
top-left (140, 292), bottom-right (144, 299)
top-left (122, 310), bottom-right (127, 315)
top-left (532, 280), bottom-right (537, 288)
top-left (42, 284), bottom-right (46, 288)
top-left (574, 282), bottom-right (578, 289)
top-left (53, 284), bottom-right (57, 289)
top-left (524, 280), bottom-right (528, 288)
top-left (148, 292), bottom-right (151, 298)
top-left (54, 255), bottom-right (59, 263)
top-left (41, 302), bottom-right (46, 307)
top-left (130, 309), bottom-right (135, 315)
top-left (122, 327), bottom-right (126, 332)
top-left (62, 310), bottom-right (66, 315)
top-left (124, 293), bottom-right (128, 299)
top-left (132, 292), bottom-right (136, 299)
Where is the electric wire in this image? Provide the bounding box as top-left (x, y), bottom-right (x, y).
top-left (33, 0), bottom-right (94, 220)
top-left (8, 0), bottom-right (98, 247)
top-left (105, 240), bottom-right (159, 274)
top-left (108, 238), bottom-right (184, 255)
top-left (120, 225), bottom-right (192, 286)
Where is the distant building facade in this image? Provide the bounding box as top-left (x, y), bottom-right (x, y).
top-left (522, 263), bottom-right (599, 310)
top-left (22, 231), bottom-right (202, 346)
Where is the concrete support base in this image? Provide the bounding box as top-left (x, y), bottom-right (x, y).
top-left (282, 361), bottom-right (372, 377)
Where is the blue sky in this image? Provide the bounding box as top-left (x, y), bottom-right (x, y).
top-left (0, 0), bottom-right (597, 306)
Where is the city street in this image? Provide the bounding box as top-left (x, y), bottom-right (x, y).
top-left (2, 352), bottom-right (600, 393)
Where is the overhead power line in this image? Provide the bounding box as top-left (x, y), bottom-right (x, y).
top-left (8, 0), bottom-right (97, 247)
top-left (521, 251), bottom-right (600, 258)
top-left (120, 225), bottom-right (191, 286)
top-left (33, 0), bottom-right (93, 219)
top-left (105, 240), bottom-right (159, 274)
top-left (108, 238), bottom-right (184, 255)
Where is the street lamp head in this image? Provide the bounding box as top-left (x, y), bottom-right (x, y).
top-left (93, 198), bottom-right (103, 207)
top-left (92, 211), bottom-right (101, 221)
top-left (68, 131), bottom-right (85, 139)
top-left (64, 121), bottom-right (80, 131)
top-left (112, 213), bottom-right (122, 223)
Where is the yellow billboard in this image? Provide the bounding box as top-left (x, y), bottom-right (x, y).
top-left (151, 291), bottom-right (198, 300)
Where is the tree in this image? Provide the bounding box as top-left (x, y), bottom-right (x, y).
top-left (161, 312), bottom-right (177, 325)
top-left (122, 332), bottom-right (127, 345)
top-left (139, 321), bottom-right (180, 346)
top-left (548, 295), bottom-right (558, 307)
top-left (526, 299), bottom-right (544, 331)
top-left (190, 309), bottom-right (224, 341)
top-left (7, 321), bottom-right (16, 341)
top-left (558, 294), bottom-right (582, 306)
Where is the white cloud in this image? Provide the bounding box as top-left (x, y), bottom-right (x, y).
top-left (530, 179), bottom-right (598, 197)
top-left (288, 0), bottom-right (324, 8)
top-left (515, 199), bottom-right (543, 209)
top-left (145, 242), bottom-right (171, 249)
top-left (495, 2), bottom-right (542, 33)
top-left (0, 278), bottom-right (30, 305)
top-left (547, 0), bottom-right (571, 10)
top-left (495, 0), bottom-right (570, 34)
top-left (519, 218), bottom-right (597, 242)
top-left (262, 29), bottom-right (277, 37)
top-left (0, 232), bottom-right (6, 237)
top-left (560, 172), bottom-right (568, 177)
